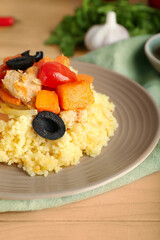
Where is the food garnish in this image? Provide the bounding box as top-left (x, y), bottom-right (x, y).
top-left (21, 50), bottom-right (43, 62)
top-left (32, 111), bottom-right (65, 140)
top-left (6, 50), bottom-right (43, 70)
top-left (6, 56), bottom-right (35, 70)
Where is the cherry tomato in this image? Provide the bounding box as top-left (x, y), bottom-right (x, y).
top-left (0, 64), bottom-right (10, 85)
top-left (38, 62), bottom-right (77, 89)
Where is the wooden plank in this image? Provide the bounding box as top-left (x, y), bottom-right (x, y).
top-left (0, 172), bottom-right (159, 222)
top-left (0, 0), bottom-right (85, 61)
top-left (0, 222), bottom-right (159, 240)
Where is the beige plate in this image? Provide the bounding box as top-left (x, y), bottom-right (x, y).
top-left (0, 61), bottom-right (160, 200)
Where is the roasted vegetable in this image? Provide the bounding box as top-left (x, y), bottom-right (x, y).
top-left (35, 90), bottom-right (60, 114)
top-left (38, 62), bottom-right (77, 89)
top-left (36, 56), bottom-right (54, 68)
top-left (0, 103), bottom-right (38, 116)
top-left (77, 74), bottom-right (94, 83)
top-left (54, 54), bottom-right (70, 68)
top-left (56, 80), bottom-right (94, 110)
top-left (0, 87), bottom-right (21, 106)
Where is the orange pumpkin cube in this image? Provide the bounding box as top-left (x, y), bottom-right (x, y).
top-left (35, 90), bottom-right (60, 114)
top-left (36, 56), bottom-right (54, 68)
top-left (56, 80), bottom-right (94, 110)
top-left (77, 74), bottom-right (94, 83)
top-left (54, 54), bottom-right (70, 68)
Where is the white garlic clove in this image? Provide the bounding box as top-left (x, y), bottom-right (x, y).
top-left (102, 25), bottom-right (129, 45)
top-left (84, 25), bottom-right (103, 50)
top-left (84, 11), bottom-right (129, 51)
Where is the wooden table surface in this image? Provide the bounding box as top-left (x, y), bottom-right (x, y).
top-left (0, 0), bottom-right (159, 239)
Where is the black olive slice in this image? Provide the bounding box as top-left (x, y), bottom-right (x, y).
top-left (6, 50), bottom-right (44, 70)
top-left (21, 50), bottom-right (43, 62)
top-left (21, 50), bottom-right (30, 57)
top-left (32, 111), bottom-right (65, 140)
top-left (6, 56), bottom-right (35, 70)
top-left (35, 51), bottom-right (43, 62)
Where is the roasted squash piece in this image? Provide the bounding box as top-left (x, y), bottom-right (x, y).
top-left (54, 54), bottom-right (70, 68)
top-left (56, 80), bottom-right (94, 110)
top-left (35, 90), bottom-right (60, 114)
top-left (36, 56), bottom-right (54, 68)
top-left (77, 74), bottom-right (94, 83)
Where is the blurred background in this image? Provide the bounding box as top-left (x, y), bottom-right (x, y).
top-left (0, 0), bottom-right (159, 60)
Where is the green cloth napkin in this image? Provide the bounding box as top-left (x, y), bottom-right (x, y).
top-left (0, 35), bottom-right (159, 212)
top-left (78, 35), bottom-right (160, 107)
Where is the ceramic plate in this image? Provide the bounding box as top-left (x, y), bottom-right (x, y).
top-left (0, 61), bottom-right (159, 200)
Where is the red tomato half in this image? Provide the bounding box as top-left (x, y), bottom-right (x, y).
top-left (38, 62), bottom-right (77, 89)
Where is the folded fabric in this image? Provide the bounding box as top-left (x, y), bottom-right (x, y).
top-left (0, 35), bottom-right (159, 212)
top-left (77, 35), bottom-right (160, 107)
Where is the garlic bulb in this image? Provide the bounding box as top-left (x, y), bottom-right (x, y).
top-left (85, 11), bottom-right (129, 51)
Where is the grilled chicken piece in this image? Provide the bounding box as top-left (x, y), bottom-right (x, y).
top-left (2, 66), bottom-right (42, 104)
